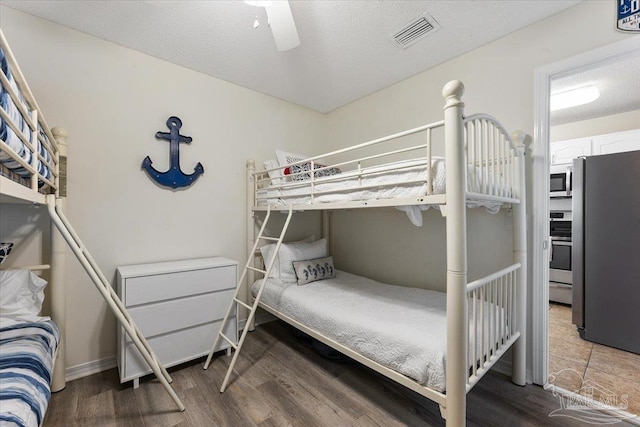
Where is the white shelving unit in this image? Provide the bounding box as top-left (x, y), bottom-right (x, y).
top-left (116, 257), bottom-right (238, 388)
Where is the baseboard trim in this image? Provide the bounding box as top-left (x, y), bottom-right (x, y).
top-left (65, 356), bottom-right (117, 382)
top-left (67, 312), bottom-right (277, 382)
top-left (491, 357), bottom-right (533, 384)
top-left (238, 310), bottom-right (277, 332)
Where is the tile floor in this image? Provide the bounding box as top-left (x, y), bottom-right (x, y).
top-left (548, 303), bottom-right (640, 416)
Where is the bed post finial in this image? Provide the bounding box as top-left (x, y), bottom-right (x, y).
top-left (52, 127), bottom-right (68, 143)
top-left (247, 158), bottom-right (255, 169)
top-left (442, 80), bottom-right (465, 110)
top-left (511, 130), bottom-right (527, 154)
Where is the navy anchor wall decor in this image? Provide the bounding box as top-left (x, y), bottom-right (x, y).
top-left (142, 116), bottom-right (204, 189)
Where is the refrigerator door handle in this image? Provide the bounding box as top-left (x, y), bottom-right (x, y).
top-left (571, 158), bottom-right (585, 329)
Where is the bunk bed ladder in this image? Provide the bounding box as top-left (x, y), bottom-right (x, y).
top-left (45, 195), bottom-right (185, 411)
top-left (204, 205), bottom-right (293, 393)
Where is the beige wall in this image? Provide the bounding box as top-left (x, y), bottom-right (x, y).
top-left (324, 0), bottom-right (633, 377)
top-left (0, 7), bottom-right (325, 369)
top-left (551, 109), bottom-right (640, 142)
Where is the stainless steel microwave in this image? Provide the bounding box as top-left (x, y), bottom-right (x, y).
top-left (550, 166), bottom-right (572, 198)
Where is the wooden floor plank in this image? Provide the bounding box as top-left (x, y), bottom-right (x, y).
top-left (43, 320), bottom-right (640, 426)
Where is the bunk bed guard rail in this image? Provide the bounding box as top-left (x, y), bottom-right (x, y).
top-left (253, 114), bottom-right (520, 209)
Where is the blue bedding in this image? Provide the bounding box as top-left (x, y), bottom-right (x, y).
top-left (0, 45), bottom-right (52, 183)
top-left (0, 320), bottom-right (59, 427)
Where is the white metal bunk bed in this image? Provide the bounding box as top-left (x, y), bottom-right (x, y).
top-left (0, 29), bottom-right (185, 420)
top-left (205, 80), bottom-right (527, 427)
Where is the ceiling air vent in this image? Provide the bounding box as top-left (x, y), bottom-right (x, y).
top-left (390, 13), bottom-right (441, 49)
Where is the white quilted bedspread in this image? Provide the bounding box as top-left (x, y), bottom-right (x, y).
top-left (252, 270), bottom-right (449, 391)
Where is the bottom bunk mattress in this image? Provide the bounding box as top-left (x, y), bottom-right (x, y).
top-left (0, 319), bottom-right (60, 427)
top-left (252, 271), bottom-right (502, 393)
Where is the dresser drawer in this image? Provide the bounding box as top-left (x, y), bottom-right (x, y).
top-left (121, 319), bottom-right (236, 382)
top-left (125, 290), bottom-right (235, 342)
top-left (116, 257), bottom-right (238, 385)
top-left (124, 265), bottom-right (236, 306)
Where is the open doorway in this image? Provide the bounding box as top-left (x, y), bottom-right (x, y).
top-left (532, 36), bottom-right (640, 420)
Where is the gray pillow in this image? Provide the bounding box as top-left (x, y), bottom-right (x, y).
top-left (292, 256), bottom-right (336, 286)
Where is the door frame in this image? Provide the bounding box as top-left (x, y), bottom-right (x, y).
top-left (531, 36), bottom-right (640, 385)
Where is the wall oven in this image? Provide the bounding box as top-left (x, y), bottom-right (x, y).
top-left (549, 212), bottom-right (572, 304)
top-left (550, 165), bottom-right (572, 198)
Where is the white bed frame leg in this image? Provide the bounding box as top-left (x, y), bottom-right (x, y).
top-left (443, 80), bottom-right (467, 427)
top-left (50, 127), bottom-right (68, 393)
top-left (511, 130), bottom-right (528, 386)
top-left (246, 159), bottom-right (257, 332)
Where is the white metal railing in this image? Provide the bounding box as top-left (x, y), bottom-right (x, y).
top-left (464, 114), bottom-right (517, 200)
top-left (254, 112), bottom-right (521, 208)
top-left (465, 263), bottom-right (521, 390)
top-left (0, 29), bottom-right (59, 194)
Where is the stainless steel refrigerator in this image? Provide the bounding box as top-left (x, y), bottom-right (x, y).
top-left (572, 150), bottom-right (640, 355)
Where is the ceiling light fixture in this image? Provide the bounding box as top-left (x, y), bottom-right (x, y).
top-left (244, 0), bottom-right (300, 51)
top-left (550, 85), bottom-right (600, 112)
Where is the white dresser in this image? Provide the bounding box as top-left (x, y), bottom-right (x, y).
top-left (116, 257), bottom-right (238, 387)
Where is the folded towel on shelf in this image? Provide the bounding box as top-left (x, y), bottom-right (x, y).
top-left (0, 116), bottom-right (51, 181)
top-left (0, 90), bottom-right (32, 143)
top-left (0, 46), bottom-right (28, 110)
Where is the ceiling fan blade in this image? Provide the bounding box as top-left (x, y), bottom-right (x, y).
top-left (265, 1), bottom-right (300, 52)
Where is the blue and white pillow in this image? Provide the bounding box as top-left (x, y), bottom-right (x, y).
top-left (292, 256), bottom-right (336, 286)
top-left (0, 242), bottom-right (13, 265)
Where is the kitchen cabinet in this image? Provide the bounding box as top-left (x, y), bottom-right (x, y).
top-left (550, 137), bottom-right (592, 165)
top-left (551, 128), bottom-right (640, 165)
top-left (591, 129), bottom-right (640, 156)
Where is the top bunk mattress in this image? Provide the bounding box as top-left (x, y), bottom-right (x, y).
top-left (252, 270), bottom-right (502, 393)
top-left (256, 158), bottom-right (507, 213)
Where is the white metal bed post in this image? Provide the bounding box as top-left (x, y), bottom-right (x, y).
top-left (322, 211), bottom-right (331, 253)
top-left (50, 127), bottom-right (67, 392)
top-left (246, 159), bottom-right (257, 331)
top-left (442, 80), bottom-right (468, 427)
top-left (511, 130), bottom-right (527, 386)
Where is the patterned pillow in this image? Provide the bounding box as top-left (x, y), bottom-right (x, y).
top-left (275, 149), bottom-right (310, 182)
top-left (292, 256), bottom-right (336, 286)
top-left (263, 159), bottom-right (284, 186)
top-left (289, 162), bottom-right (342, 182)
top-left (0, 242), bottom-right (14, 265)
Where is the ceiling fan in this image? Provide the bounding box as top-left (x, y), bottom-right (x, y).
top-left (245, 1), bottom-right (300, 51)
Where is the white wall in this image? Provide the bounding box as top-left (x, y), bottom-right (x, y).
top-left (551, 109), bottom-right (640, 142)
top-left (324, 0), bottom-right (633, 379)
top-left (0, 7), bottom-right (325, 369)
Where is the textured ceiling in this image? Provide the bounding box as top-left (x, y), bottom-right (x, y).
top-left (550, 54), bottom-right (640, 125)
top-left (3, 0), bottom-right (581, 113)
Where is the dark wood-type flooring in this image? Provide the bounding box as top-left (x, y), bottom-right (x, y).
top-left (44, 320), bottom-right (639, 426)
